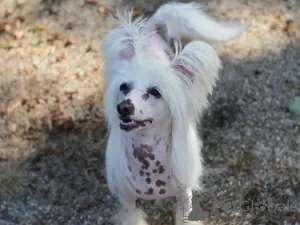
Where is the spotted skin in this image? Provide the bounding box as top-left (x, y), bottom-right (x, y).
top-left (124, 131), bottom-right (181, 199)
top-left (141, 93), bottom-right (150, 100)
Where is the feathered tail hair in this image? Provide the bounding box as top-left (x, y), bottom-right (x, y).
top-left (144, 2), bottom-right (248, 44)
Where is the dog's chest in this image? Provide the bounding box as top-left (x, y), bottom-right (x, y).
top-left (125, 134), bottom-right (180, 200)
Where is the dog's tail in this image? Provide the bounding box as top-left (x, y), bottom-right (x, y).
top-left (143, 2), bottom-right (248, 44)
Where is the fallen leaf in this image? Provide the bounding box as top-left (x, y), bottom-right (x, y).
top-left (98, 5), bottom-right (109, 14)
top-left (5, 12), bottom-right (12, 18)
top-left (52, 148), bottom-right (63, 154)
top-left (255, 185), bottom-right (262, 191)
top-left (8, 123), bottom-right (17, 133)
top-left (17, 0), bottom-right (26, 6)
top-left (0, 102), bottom-right (6, 116)
top-left (4, 24), bottom-right (12, 32)
top-left (284, 20), bottom-right (296, 36)
top-left (85, 0), bottom-right (97, 4)
top-left (78, 201), bottom-right (99, 211)
top-left (7, 100), bottom-right (21, 115)
top-left (12, 30), bottom-right (24, 39)
top-left (65, 22), bottom-right (73, 30)
top-left (24, 134), bottom-right (40, 140)
top-left (0, 20), bottom-right (6, 32)
top-left (16, 16), bottom-right (25, 23)
top-left (65, 38), bottom-right (76, 47)
top-left (56, 52), bottom-right (66, 62)
top-left (286, 216), bottom-right (296, 222)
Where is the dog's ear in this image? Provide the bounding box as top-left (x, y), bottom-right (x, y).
top-left (172, 41), bottom-right (221, 91)
top-left (119, 34), bottom-right (135, 61)
top-left (173, 64), bottom-right (194, 83)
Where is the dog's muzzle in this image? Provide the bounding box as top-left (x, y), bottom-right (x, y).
top-left (117, 99), bottom-right (134, 117)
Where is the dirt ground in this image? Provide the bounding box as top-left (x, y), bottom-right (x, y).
top-left (0, 0), bottom-right (300, 224)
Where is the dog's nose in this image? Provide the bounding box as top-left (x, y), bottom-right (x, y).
top-left (117, 99), bottom-right (134, 117)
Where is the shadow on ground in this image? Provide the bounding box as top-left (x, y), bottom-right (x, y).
top-left (0, 0), bottom-right (300, 225)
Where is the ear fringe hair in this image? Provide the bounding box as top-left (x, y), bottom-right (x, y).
top-left (173, 41), bottom-right (222, 124)
top-left (168, 41), bottom-right (221, 190)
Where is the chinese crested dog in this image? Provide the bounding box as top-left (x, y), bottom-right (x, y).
top-left (101, 2), bottom-right (247, 225)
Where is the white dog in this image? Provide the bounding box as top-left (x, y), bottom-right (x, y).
top-left (101, 2), bottom-right (247, 225)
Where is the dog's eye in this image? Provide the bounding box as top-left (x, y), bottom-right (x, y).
top-left (150, 88), bottom-right (161, 98)
top-left (120, 83), bottom-right (130, 94)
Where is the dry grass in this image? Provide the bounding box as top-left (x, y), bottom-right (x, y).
top-left (0, 1), bottom-right (107, 201)
top-left (0, 0), bottom-right (300, 224)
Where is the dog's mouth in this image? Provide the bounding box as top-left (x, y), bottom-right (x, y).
top-left (119, 117), bottom-right (153, 131)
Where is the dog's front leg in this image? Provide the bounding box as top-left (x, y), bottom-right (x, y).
top-left (175, 188), bottom-right (202, 225)
top-left (110, 195), bottom-right (148, 225)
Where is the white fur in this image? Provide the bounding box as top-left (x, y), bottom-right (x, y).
top-left (101, 2), bottom-right (247, 225)
top-left (144, 2), bottom-right (248, 44)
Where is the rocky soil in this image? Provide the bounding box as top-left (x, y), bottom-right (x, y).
top-left (0, 0), bottom-right (300, 225)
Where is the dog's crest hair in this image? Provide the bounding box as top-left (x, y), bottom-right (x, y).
top-left (102, 2), bottom-right (247, 200)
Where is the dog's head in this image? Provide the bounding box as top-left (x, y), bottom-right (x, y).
top-left (102, 3), bottom-right (247, 132)
top-left (115, 76), bottom-right (169, 132)
top-left (103, 34), bottom-right (220, 132)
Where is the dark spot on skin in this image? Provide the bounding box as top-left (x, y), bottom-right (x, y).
top-left (133, 146), bottom-right (147, 162)
top-left (140, 110), bottom-right (143, 114)
top-left (132, 143), bottom-right (135, 149)
top-left (141, 133), bottom-right (145, 137)
top-left (156, 140), bottom-right (160, 145)
top-left (142, 159), bottom-right (150, 169)
top-left (142, 93), bottom-right (150, 100)
top-left (144, 145), bottom-right (153, 152)
top-left (136, 190), bottom-right (141, 194)
top-left (156, 161), bottom-right (161, 167)
top-left (143, 151), bottom-right (148, 157)
top-left (155, 180), bottom-right (166, 187)
top-left (146, 172), bottom-right (150, 177)
top-left (138, 153), bottom-right (144, 162)
top-left (146, 178), bottom-right (151, 184)
top-left (145, 188), bottom-right (153, 195)
top-left (158, 165), bottom-right (165, 174)
top-left (148, 153), bottom-right (155, 160)
top-left (133, 149), bottom-right (137, 158)
top-left (128, 166), bottom-right (132, 172)
top-left (158, 137), bottom-right (162, 142)
top-left (132, 176), bottom-right (136, 180)
top-left (153, 169), bottom-right (157, 173)
top-left (140, 170), bottom-right (144, 176)
top-left (159, 189), bottom-right (166, 194)
top-left (132, 137), bottom-right (134, 142)
top-left (168, 175), bottom-right (170, 179)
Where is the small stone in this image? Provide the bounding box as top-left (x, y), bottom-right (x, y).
top-left (281, 119), bottom-right (296, 127)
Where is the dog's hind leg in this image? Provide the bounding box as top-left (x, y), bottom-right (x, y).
top-left (110, 195), bottom-right (148, 225)
top-left (175, 188), bottom-right (203, 225)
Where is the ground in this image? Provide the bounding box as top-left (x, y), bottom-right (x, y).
top-left (0, 0), bottom-right (300, 224)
